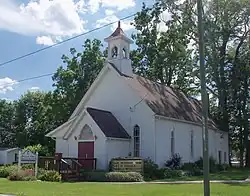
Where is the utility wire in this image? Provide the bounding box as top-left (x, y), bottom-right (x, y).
top-left (0, 73), bottom-right (55, 89)
top-left (0, 13), bottom-right (136, 67)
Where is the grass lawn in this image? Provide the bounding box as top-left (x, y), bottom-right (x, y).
top-left (0, 179), bottom-right (250, 196)
top-left (153, 168), bottom-right (250, 182)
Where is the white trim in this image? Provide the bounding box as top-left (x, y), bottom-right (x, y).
top-left (106, 137), bottom-right (131, 141)
top-left (5, 148), bottom-right (19, 153)
top-left (64, 112), bottom-right (87, 139)
top-left (154, 114), bottom-right (219, 132)
top-left (45, 116), bottom-right (77, 137)
top-left (78, 140), bottom-right (95, 142)
top-left (69, 64), bottom-right (110, 119)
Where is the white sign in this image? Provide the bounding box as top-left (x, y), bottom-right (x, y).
top-left (20, 150), bottom-right (36, 164)
top-left (18, 150), bottom-right (39, 178)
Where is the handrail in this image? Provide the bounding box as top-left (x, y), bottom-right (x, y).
top-left (72, 159), bottom-right (82, 167)
top-left (61, 159), bottom-right (71, 166)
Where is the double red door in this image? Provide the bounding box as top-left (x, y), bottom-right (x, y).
top-left (78, 142), bottom-right (94, 169)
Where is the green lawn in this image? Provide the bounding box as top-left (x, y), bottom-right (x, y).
top-left (153, 168), bottom-right (250, 182)
top-left (0, 178), bottom-right (250, 196)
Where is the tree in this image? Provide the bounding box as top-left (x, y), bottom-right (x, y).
top-left (0, 100), bottom-right (15, 147)
top-left (52, 39), bottom-right (105, 122)
top-left (131, 1), bottom-right (196, 95)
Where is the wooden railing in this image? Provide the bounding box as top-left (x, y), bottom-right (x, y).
top-left (38, 156), bottom-right (97, 181)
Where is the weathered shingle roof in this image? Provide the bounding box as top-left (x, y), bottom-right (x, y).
top-left (123, 75), bottom-right (217, 130)
top-left (87, 107), bottom-right (131, 139)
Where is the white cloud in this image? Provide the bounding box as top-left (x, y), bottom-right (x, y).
top-left (0, 0), bottom-right (87, 45)
top-left (96, 12), bottom-right (134, 32)
top-left (105, 9), bottom-right (115, 16)
top-left (29, 86), bottom-right (40, 92)
top-left (36, 36), bottom-right (55, 46)
top-left (88, 0), bottom-right (135, 14)
top-left (0, 77), bottom-right (18, 94)
top-left (158, 10), bottom-right (172, 32)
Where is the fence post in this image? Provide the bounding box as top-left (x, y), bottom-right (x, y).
top-left (55, 153), bottom-right (62, 173)
top-left (18, 150), bottom-right (22, 171)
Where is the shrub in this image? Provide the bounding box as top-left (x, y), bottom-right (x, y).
top-left (195, 157), bottom-right (218, 173)
top-left (38, 170), bottom-right (61, 182)
top-left (105, 172), bottom-right (143, 182)
top-left (0, 165), bottom-right (18, 178)
top-left (143, 158), bottom-right (158, 179)
top-left (81, 171), bottom-right (107, 182)
top-left (154, 168), bottom-right (166, 179)
top-left (181, 162), bottom-right (198, 171)
top-left (7, 169), bottom-right (36, 181)
top-left (217, 164), bottom-right (229, 171)
top-left (21, 164), bottom-right (34, 170)
top-left (163, 168), bottom-right (183, 178)
top-left (165, 154), bottom-right (182, 169)
top-left (181, 162), bottom-right (203, 176)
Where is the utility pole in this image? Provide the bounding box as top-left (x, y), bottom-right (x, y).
top-left (197, 0), bottom-right (210, 196)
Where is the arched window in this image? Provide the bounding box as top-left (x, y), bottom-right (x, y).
top-left (190, 130), bottom-right (194, 158)
top-left (133, 125), bottom-right (140, 157)
top-left (79, 124), bottom-right (94, 140)
top-left (171, 129), bottom-right (175, 156)
top-left (111, 46), bottom-right (118, 58)
top-left (122, 48), bottom-right (127, 59)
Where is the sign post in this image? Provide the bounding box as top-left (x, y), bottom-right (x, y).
top-left (35, 152), bottom-right (39, 178)
top-left (18, 150), bottom-right (39, 178)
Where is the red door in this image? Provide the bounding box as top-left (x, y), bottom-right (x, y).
top-left (78, 142), bottom-right (94, 170)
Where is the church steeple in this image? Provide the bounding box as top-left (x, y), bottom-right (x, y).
top-left (104, 21), bottom-right (133, 76)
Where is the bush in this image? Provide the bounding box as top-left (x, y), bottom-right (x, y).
top-left (81, 171), bottom-right (143, 182)
top-left (0, 165), bottom-right (18, 178)
top-left (181, 162), bottom-right (203, 176)
top-left (165, 153), bottom-right (182, 169)
top-left (195, 157), bottom-right (217, 173)
top-left (105, 172), bottom-right (143, 182)
top-left (143, 158), bottom-right (158, 179)
top-left (38, 170), bottom-right (61, 182)
top-left (163, 168), bottom-right (183, 179)
top-left (181, 162), bottom-right (198, 171)
top-left (21, 164), bottom-right (34, 170)
top-left (81, 171), bottom-right (107, 182)
top-left (7, 169), bottom-right (36, 181)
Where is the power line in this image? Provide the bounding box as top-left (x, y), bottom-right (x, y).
top-left (0, 73), bottom-right (55, 89)
top-left (0, 13), bottom-right (136, 68)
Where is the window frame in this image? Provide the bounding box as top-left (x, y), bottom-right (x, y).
top-left (190, 130), bottom-right (194, 158)
top-left (133, 125), bottom-right (140, 157)
top-left (171, 128), bottom-right (175, 156)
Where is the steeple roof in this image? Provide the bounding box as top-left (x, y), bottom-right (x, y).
top-left (104, 21), bottom-right (133, 43)
top-left (108, 21), bottom-right (125, 38)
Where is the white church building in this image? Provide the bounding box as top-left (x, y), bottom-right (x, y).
top-left (46, 22), bottom-right (229, 170)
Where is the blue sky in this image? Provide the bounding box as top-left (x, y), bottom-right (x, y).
top-left (0, 0), bottom-right (154, 100)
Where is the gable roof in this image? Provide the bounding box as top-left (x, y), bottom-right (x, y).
top-left (122, 74), bottom-right (217, 130)
top-left (0, 147), bottom-right (19, 152)
top-left (86, 107), bottom-right (131, 139)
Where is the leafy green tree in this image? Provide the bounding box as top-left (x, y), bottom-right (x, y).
top-left (52, 39), bottom-right (105, 122)
top-left (131, 2), bottom-right (197, 95)
top-left (0, 100), bottom-right (16, 147)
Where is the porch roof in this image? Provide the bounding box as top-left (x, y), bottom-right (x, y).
top-left (86, 107), bottom-right (131, 139)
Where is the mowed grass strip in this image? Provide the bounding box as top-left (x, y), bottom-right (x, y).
top-left (0, 178), bottom-right (250, 196)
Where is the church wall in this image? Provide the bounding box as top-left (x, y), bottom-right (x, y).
top-left (106, 139), bottom-right (130, 164)
top-left (155, 117), bottom-right (229, 167)
top-left (85, 69), bottom-right (156, 161)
